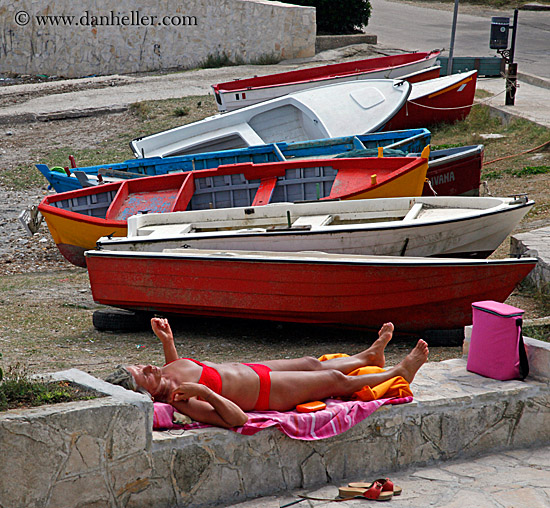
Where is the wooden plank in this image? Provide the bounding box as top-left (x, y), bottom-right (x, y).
top-left (437, 56), bottom-right (505, 77)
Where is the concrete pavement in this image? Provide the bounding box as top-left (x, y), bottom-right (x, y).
top-left (2, 45), bottom-right (550, 132)
top-left (220, 446), bottom-right (550, 507)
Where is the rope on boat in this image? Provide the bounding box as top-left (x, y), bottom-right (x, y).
top-left (406, 87), bottom-right (509, 111)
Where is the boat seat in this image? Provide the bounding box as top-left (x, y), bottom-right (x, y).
top-left (292, 214), bottom-right (334, 228)
top-left (252, 176), bottom-right (278, 206)
top-left (73, 171), bottom-right (98, 187)
top-left (140, 223), bottom-right (194, 238)
top-left (403, 203), bottom-right (423, 221)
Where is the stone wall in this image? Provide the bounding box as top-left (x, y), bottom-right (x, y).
top-left (2, 354), bottom-right (550, 507)
top-left (0, 0), bottom-right (315, 78)
top-left (510, 226), bottom-right (550, 293)
top-left (0, 370), bottom-right (153, 508)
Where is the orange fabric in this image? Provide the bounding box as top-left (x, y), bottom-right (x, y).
top-left (318, 353), bottom-right (413, 401)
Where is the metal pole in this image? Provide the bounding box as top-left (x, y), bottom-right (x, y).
top-left (509, 8), bottom-right (518, 64)
top-left (447, 0), bottom-right (460, 75)
top-left (505, 9), bottom-right (519, 106)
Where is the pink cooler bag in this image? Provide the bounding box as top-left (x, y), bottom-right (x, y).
top-left (467, 300), bottom-right (529, 381)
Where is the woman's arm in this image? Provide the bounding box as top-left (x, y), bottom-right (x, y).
top-left (171, 382), bottom-right (248, 428)
top-left (151, 317), bottom-right (179, 364)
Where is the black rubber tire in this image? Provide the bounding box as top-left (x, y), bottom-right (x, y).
top-left (423, 328), bottom-right (465, 347)
top-left (92, 308), bottom-right (151, 332)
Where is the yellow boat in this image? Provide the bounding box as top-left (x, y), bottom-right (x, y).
top-left (39, 149), bottom-right (429, 267)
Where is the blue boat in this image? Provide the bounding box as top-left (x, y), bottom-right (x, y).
top-left (36, 129), bottom-right (431, 193)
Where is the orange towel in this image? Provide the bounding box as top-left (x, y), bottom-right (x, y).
top-left (318, 353), bottom-right (413, 401)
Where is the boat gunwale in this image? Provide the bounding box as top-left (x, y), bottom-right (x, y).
top-left (85, 248), bottom-right (538, 269)
top-left (98, 198), bottom-right (534, 247)
top-left (212, 51), bottom-right (440, 94)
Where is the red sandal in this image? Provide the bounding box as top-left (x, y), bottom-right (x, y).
top-left (348, 477), bottom-right (402, 496)
top-left (338, 480), bottom-right (393, 501)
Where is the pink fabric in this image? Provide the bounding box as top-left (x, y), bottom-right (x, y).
top-left (153, 397), bottom-right (413, 440)
top-left (467, 300), bottom-right (525, 381)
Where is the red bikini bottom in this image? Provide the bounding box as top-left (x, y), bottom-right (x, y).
top-left (243, 363), bottom-right (272, 411)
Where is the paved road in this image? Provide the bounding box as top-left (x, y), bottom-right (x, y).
top-left (367, 0), bottom-right (550, 79)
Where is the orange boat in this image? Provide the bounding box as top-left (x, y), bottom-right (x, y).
top-left (39, 151), bottom-right (429, 267)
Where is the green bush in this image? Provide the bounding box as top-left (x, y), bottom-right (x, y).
top-left (0, 362), bottom-right (97, 411)
top-left (290, 0), bottom-right (372, 35)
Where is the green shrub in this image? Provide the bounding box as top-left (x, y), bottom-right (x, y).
top-left (0, 362), bottom-right (97, 411)
top-left (290, 0), bottom-right (372, 34)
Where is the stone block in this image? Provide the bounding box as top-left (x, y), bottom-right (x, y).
top-left (315, 34), bottom-right (377, 53)
top-left (510, 226), bottom-right (550, 291)
top-left (48, 473), bottom-right (112, 508)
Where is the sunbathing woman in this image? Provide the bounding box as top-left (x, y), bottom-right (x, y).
top-left (106, 318), bottom-right (429, 428)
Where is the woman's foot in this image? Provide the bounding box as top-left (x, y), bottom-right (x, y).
top-left (394, 339), bottom-right (429, 384)
top-left (362, 322), bottom-right (394, 368)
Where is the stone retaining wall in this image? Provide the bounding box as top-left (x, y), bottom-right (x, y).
top-left (2, 351), bottom-right (550, 507)
top-left (0, 0), bottom-right (315, 78)
top-left (511, 226), bottom-right (550, 292)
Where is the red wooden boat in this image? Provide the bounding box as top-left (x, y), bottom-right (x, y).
top-left (85, 249), bottom-right (536, 333)
top-left (39, 153), bottom-right (429, 267)
top-left (384, 70), bottom-right (477, 130)
top-left (421, 144), bottom-right (483, 196)
top-left (212, 51), bottom-right (441, 112)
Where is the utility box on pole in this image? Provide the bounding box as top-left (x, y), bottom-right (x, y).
top-left (489, 11), bottom-right (519, 106)
top-left (490, 17), bottom-right (510, 50)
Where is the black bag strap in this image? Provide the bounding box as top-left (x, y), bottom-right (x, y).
top-left (517, 318), bottom-right (529, 380)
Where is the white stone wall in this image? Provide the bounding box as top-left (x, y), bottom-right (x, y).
top-left (0, 0), bottom-right (315, 78)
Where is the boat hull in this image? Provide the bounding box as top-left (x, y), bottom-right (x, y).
top-left (421, 144), bottom-right (483, 196)
top-left (384, 71), bottom-right (478, 130)
top-left (85, 250), bottom-right (536, 332)
top-left (213, 52), bottom-right (440, 112)
top-left (97, 196), bottom-right (534, 260)
top-left (39, 155), bottom-right (428, 267)
top-left (37, 129), bottom-right (432, 193)
top-left (131, 79), bottom-right (411, 158)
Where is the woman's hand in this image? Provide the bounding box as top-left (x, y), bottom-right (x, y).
top-left (151, 317), bottom-right (179, 364)
top-left (170, 383), bottom-right (248, 428)
top-left (151, 317), bottom-right (173, 345)
top-left (171, 382), bottom-right (205, 403)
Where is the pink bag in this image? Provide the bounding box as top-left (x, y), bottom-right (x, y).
top-left (467, 300), bottom-right (529, 380)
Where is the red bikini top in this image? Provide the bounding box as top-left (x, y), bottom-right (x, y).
top-left (181, 358), bottom-right (223, 395)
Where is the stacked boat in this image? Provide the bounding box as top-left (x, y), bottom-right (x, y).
top-left (34, 50), bottom-right (537, 335)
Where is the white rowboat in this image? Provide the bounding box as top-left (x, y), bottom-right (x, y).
top-left (130, 79), bottom-right (411, 158)
top-left (96, 195), bottom-right (533, 259)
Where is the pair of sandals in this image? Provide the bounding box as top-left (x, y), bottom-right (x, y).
top-left (338, 478), bottom-right (402, 502)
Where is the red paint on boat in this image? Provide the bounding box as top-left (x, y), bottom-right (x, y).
top-left (384, 71), bottom-right (478, 130)
top-left (213, 51), bottom-right (440, 94)
top-left (86, 251), bottom-right (535, 332)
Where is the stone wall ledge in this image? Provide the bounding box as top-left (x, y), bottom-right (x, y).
top-left (511, 226), bottom-right (550, 292)
top-left (2, 344), bottom-right (550, 507)
top-left (315, 34), bottom-right (377, 53)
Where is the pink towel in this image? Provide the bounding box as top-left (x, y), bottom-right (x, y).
top-left (153, 397), bottom-right (412, 440)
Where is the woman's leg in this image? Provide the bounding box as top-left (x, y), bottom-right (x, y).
top-left (258, 323), bottom-right (395, 373)
top-left (268, 339), bottom-right (428, 411)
